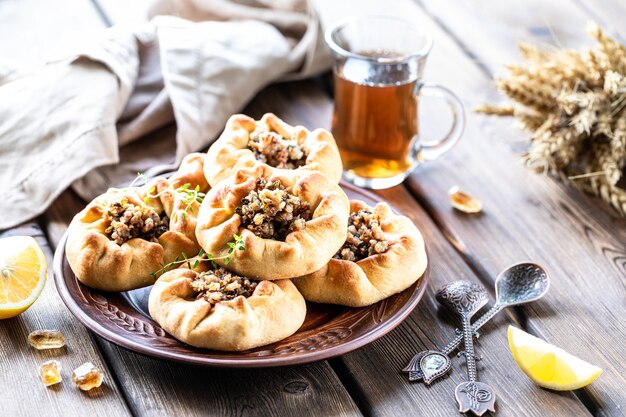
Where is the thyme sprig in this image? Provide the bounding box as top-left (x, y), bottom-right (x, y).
top-left (150, 234), bottom-right (246, 277)
top-left (127, 173), bottom-right (207, 220)
top-left (176, 183), bottom-right (206, 220)
top-left (142, 182), bottom-right (205, 221)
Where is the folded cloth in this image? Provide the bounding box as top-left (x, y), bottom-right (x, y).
top-left (0, 0), bottom-right (329, 230)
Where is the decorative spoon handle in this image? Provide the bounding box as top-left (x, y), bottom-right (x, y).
top-left (403, 304), bottom-right (502, 382)
top-left (461, 315), bottom-right (478, 382)
top-left (442, 304), bottom-right (503, 355)
top-left (454, 314), bottom-right (497, 415)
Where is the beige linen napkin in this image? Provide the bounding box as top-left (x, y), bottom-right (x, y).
top-left (0, 0), bottom-right (328, 229)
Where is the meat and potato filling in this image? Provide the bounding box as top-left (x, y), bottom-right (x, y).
top-left (190, 267), bottom-right (258, 304)
top-left (334, 209), bottom-right (389, 262)
top-left (247, 129), bottom-right (308, 169)
top-left (104, 199), bottom-right (169, 245)
top-left (235, 178), bottom-right (311, 241)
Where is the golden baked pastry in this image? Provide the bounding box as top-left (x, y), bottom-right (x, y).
top-left (293, 200), bottom-right (427, 307)
top-left (204, 113), bottom-right (342, 186)
top-left (196, 164), bottom-right (349, 280)
top-left (148, 266), bottom-right (306, 351)
top-left (66, 153), bottom-right (210, 291)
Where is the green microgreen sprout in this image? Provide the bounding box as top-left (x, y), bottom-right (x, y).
top-left (128, 172), bottom-right (149, 189)
top-left (141, 182), bottom-right (205, 221)
top-left (175, 183), bottom-right (206, 221)
top-left (150, 234), bottom-right (245, 277)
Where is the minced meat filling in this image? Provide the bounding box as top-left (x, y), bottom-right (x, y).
top-left (247, 129), bottom-right (308, 169)
top-left (104, 199), bottom-right (169, 245)
top-left (190, 267), bottom-right (258, 304)
top-left (334, 209), bottom-right (389, 262)
top-left (235, 178), bottom-right (311, 241)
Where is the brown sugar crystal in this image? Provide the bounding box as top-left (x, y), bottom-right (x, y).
top-left (72, 362), bottom-right (103, 391)
top-left (28, 330), bottom-right (65, 350)
top-left (39, 360), bottom-right (62, 387)
top-left (448, 186), bottom-right (483, 213)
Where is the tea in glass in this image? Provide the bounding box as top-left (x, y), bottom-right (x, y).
top-left (332, 65), bottom-right (419, 179)
top-left (326, 17), bottom-right (465, 189)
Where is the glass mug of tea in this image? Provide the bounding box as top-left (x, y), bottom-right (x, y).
top-left (326, 16), bottom-right (465, 189)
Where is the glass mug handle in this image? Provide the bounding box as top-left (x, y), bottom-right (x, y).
top-left (414, 82), bottom-right (465, 161)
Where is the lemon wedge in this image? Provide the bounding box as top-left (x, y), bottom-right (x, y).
top-left (0, 236), bottom-right (47, 319)
top-left (508, 325), bottom-right (602, 390)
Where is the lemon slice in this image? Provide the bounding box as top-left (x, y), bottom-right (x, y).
top-left (0, 236), bottom-right (47, 319)
top-left (508, 325), bottom-right (602, 390)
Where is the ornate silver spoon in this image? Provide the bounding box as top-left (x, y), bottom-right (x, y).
top-left (437, 281), bottom-right (496, 416)
top-left (403, 262), bottom-right (549, 384)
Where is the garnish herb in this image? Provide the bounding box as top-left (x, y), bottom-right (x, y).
top-left (142, 182), bottom-right (205, 221)
top-left (175, 184), bottom-right (206, 220)
top-left (126, 173), bottom-right (231, 277)
top-left (151, 234), bottom-right (246, 277)
top-left (128, 172), bottom-right (149, 189)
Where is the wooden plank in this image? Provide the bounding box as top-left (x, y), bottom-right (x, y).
top-left (98, 342), bottom-right (362, 417)
top-left (0, 0), bottom-right (131, 416)
top-left (414, 0), bottom-right (598, 77)
top-left (256, 82), bottom-right (592, 416)
top-left (404, 0), bottom-right (626, 414)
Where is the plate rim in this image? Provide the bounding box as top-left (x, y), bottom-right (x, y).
top-left (53, 184), bottom-right (429, 368)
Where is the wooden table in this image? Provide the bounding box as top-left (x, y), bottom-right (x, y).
top-left (1, 1), bottom-right (625, 416)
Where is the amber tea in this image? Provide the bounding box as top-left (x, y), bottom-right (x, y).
top-left (326, 17), bottom-right (464, 189)
top-left (332, 73), bottom-right (419, 180)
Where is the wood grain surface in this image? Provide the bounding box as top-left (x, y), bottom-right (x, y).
top-left (405, 0), bottom-right (626, 414)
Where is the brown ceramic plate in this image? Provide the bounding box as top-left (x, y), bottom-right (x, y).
top-left (53, 183), bottom-right (429, 368)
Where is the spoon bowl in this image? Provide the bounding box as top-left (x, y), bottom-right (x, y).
top-left (436, 281), bottom-right (489, 318)
top-left (495, 262), bottom-right (549, 307)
